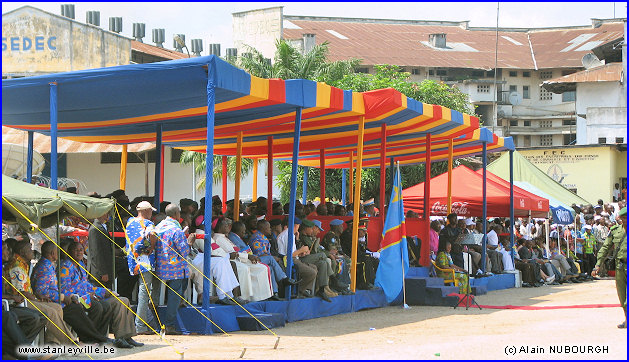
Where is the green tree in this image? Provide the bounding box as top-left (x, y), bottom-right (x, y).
top-left (179, 151), bottom-right (254, 190)
top-left (238, 39), bottom-right (361, 83)
top-left (275, 65), bottom-right (478, 205)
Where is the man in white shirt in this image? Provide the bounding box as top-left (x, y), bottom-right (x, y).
top-left (276, 217), bottom-right (318, 299)
top-left (487, 225), bottom-right (514, 272)
top-left (187, 232), bottom-right (243, 305)
top-left (213, 219), bottom-right (273, 302)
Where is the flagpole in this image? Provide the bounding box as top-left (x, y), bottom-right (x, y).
top-left (398, 161), bottom-right (409, 309)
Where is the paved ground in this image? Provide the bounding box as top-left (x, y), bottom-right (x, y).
top-left (70, 278), bottom-right (626, 360)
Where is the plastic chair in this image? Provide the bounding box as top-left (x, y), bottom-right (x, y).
top-left (431, 260), bottom-right (459, 287)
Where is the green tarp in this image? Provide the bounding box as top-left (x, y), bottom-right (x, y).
top-left (2, 175), bottom-right (114, 231)
top-left (488, 151), bottom-right (590, 207)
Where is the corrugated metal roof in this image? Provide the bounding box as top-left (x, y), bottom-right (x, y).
top-left (528, 23), bottom-right (624, 69)
top-left (545, 62), bottom-right (623, 84)
top-left (2, 126), bottom-right (155, 153)
top-left (131, 41), bottom-right (188, 60)
top-left (542, 62), bottom-right (623, 93)
top-left (283, 19), bottom-right (625, 70)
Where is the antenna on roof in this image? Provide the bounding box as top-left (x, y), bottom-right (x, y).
top-left (581, 53), bottom-right (604, 69)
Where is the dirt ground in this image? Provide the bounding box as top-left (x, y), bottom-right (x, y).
top-left (71, 279), bottom-right (626, 360)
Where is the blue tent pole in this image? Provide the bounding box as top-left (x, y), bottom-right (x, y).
top-left (49, 82), bottom-right (58, 190)
top-left (285, 107), bottom-right (303, 300)
top-left (203, 63), bottom-right (216, 315)
top-left (481, 142), bottom-right (487, 272)
top-left (154, 124), bottom-right (162, 212)
top-left (26, 131), bottom-right (34, 183)
top-left (509, 150), bottom-right (515, 264)
top-left (341, 169), bottom-right (347, 206)
top-left (302, 166), bottom-right (309, 204)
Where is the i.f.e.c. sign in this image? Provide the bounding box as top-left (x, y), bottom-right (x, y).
top-left (2, 36), bottom-right (57, 51)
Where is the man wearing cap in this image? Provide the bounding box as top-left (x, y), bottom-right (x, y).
top-left (276, 217), bottom-right (318, 299)
top-left (340, 218), bottom-right (379, 289)
top-left (125, 201), bottom-right (159, 335)
top-left (298, 219), bottom-right (337, 300)
top-left (312, 220), bottom-right (350, 294)
top-left (154, 204), bottom-right (190, 335)
top-left (322, 219), bottom-right (350, 277)
top-left (593, 206), bottom-right (627, 328)
top-left (581, 224), bottom-right (597, 277)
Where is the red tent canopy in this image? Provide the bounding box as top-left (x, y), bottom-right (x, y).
top-left (402, 166), bottom-right (549, 218)
top-left (476, 169), bottom-right (549, 216)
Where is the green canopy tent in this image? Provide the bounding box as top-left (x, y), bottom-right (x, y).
top-left (2, 175), bottom-right (115, 232)
top-left (488, 151), bottom-right (590, 207)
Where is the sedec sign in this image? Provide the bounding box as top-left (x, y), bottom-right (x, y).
top-left (2, 36), bottom-right (57, 51)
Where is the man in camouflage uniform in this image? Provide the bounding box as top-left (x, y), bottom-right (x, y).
top-left (297, 219), bottom-right (336, 300)
top-left (318, 219), bottom-right (351, 293)
top-left (593, 207), bottom-right (627, 329)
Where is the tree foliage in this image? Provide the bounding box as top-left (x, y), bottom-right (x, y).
top-left (179, 151), bottom-right (254, 190)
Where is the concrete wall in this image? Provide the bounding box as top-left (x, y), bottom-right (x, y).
top-left (2, 6), bottom-right (130, 75)
top-left (518, 146), bottom-right (625, 203)
top-left (232, 7), bottom-right (283, 60)
top-left (575, 81), bottom-right (626, 145)
top-left (65, 148), bottom-right (282, 205)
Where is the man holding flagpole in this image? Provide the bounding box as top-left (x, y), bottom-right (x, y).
top-left (374, 163), bottom-right (410, 304)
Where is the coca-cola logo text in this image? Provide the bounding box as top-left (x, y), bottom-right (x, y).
top-left (431, 201), bottom-right (469, 215)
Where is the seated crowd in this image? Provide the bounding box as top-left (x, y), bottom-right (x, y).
top-left (2, 189), bottom-right (383, 355)
top-left (3, 186), bottom-right (624, 355)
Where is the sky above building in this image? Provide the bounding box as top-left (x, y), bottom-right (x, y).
top-left (2, 2), bottom-right (626, 56)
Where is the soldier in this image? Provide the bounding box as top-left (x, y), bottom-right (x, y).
top-left (593, 207), bottom-right (627, 329)
top-left (297, 219), bottom-right (336, 300)
top-left (340, 218), bottom-right (379, 289)
top-left (313, 220), bottom-right (350, 294)
top-left (321, 219), bottom-right (352, 288)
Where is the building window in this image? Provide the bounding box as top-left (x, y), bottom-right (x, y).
top-left (356, 67), bottom-right (369, 74)
top-left (509, 71), bottom-right (517, 77)
top-left (471, 70), bottom-right (484, 77)
top-left (523, 121), bottom-right (531, 127)
top-left (512, 135), bottom-right (518, 145)
top-left (539, 70), bottom-right (553, 79)
top-left (510, 120), bottom-right (518, 126)
top-left (524, 135), bottom-right (531, 147)
top-left (540, 134), bottom-right (553, 146)
top-left (486, 70), bottom-right (495, 78)
top-left (539, 87), bottom-right (553, 100)
top-left (562, 119), bottom-right (576, 126)
top-left (429, 69), bottom-right (434, 75)
top-left (411, 68), bottom-right (420, 75)
top-left (540, 120), bottom-right (552, 128)
top-left (616, 137), bottom-right (624, 144)
top-left (509, 85), bottom-right (517, 93)
top-left (598, 137), bottom-right (607, 144)
top-left (563, 134), bottom-right (576, 145)
top-left (523, 71), bottom-right (531, 77)
top-left (101, 151), bottom-right (155, 164)
top-left (436, 69), bottom-right (447, 76)
top-left (523, 86), bottom-right (530, 99)
top-left (477, 85), bottom-right (490, 93)
top-left (170, 148), bottom-right (184, 163)
top-left (562, 91), bottom-right (575, 102)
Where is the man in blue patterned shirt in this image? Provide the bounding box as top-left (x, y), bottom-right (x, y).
top-left (155, 204), bottom-right (189, 335)
top-left (61, 241), bottom-right (142, 348)
top-left (31, 240), bottom-right (109, 344)
top-left (125, 201), bottom-right (159, 335)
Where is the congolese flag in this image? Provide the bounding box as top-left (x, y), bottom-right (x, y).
top-left (374, 165), bottom-right (409, 303)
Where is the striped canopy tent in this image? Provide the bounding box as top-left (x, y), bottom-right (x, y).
top-left (278, 128), bottom-right (514, 168)
top-left (2, 55), bottom-right (357, 144)
top-left (177, 87), bottom-right (479, 156)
